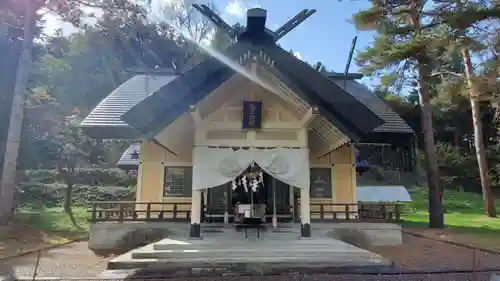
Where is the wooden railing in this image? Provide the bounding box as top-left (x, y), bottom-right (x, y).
top-left (310, 203), bottom-right (402, 222)
top-left (88, 201), bottom-right (192, 222)
top-left (89, 201), bottom-right (401, 223)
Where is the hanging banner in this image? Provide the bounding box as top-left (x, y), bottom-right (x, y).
top-left (242, 101), bottom-right (262, 129)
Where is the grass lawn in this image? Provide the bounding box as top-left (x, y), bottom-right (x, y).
top-left (14, 206), bottom-right (90, 237)
top-left (401, 185), bottom-right (500, 251)
top-left (0, 206), bottom-right (89, 258)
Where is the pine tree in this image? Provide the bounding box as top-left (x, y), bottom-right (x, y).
top-left (353, 0), bottom-right (499, 224)
top-left (434, 1), bottom-right (499, 217)
top-left (353, 0), bottom-right (445, 228)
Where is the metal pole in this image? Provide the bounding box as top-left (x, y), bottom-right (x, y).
top-left (272, 178), bottom-right (277, 228)
top-left (32, 250), bottom-right (41, 281)
top-left (343, 36), bottom-right (358, 88)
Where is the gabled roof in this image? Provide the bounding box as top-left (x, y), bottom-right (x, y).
top-left (80, 6), bottom-right (413, 145)
top-left (80, 74), bottom-right (177, 138)
top-left (116, 142), bottom-right (140, 169)
top-left (121, 41), bottom-right (385, 141)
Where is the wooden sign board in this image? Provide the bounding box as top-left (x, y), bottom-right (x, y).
top-left (242, 101), bottom-right (262, 129)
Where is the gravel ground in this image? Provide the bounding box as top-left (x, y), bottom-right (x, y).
top-left (372, 233), bottom-right (500, 271)
top-left (2, 241), bottom-right (111, 278)
top-left (2, 233), bottom-right (500, 280)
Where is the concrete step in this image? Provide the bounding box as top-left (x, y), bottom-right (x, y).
top-left (109, 254), bottom-right (389, 271)
top-left (131, 250), bottom-right (378, 260)
top-left (153, 243), bottom-right (361, 251)
top-left (153, 239), bottom-right (356, 250)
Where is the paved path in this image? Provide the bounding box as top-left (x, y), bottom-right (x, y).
top-left (2, 242), bottom-right (112, 278)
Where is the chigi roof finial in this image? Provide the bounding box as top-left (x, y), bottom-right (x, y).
top-left (192, 4), bottom-right (316, 43)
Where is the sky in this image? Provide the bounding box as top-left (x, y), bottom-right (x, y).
top-left (212, 0), bottom-right (375, 74)
top-left (44, 0), bottom-right (377, 83)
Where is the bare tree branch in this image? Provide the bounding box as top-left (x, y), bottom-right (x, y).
top-left (429, 70), bottom-right (465, 77)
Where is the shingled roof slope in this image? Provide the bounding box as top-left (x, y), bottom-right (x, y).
top-left (80, 74), bottom-right (177, 138)
top-left (116, 142), bottom-right (140, 169)
top-left (262, 44), bottom-right (384, 135)
top-left (331, 79), bottom-right (414, 134)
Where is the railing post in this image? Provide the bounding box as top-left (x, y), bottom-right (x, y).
top-left (395, 204), bottom-right (401, 220)
top-left (91, 203), bottom-right (97, 222)
top-left (146, 203), bottom-right (151, 221)
top-left (118, 204), bottom-right (124, 222)
top-left (320, 204), bottom-right (324, 220)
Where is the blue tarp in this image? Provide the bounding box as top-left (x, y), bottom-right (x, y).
top-left (355, 152), bottom-right (370, 168)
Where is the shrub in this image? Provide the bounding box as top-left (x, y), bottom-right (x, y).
top-left (435, 142), bottom-right (479, 192)
top-left (72, 185), bottom-right (136, 205)
top-left (16, 168), bottom-right (137, 209)
top-left (17, 182), bottom-right (64, 210)
top-left (73, 168), bottom-right (137, 186)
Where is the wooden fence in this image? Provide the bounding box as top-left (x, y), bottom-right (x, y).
top-left (89, 201), bottom-right (402, 223)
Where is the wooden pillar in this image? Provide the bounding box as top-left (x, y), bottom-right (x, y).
top-left (137, 141), bottom-right (165, 212)
top-left (190, 106), bottom-right (203, 237)
top-left (349, 145), bottom-right (357, 205)
top-left (272, 178), bottom-right (278, 228)
top-left (190, 189), bottom-right (202, 238)
top-left (300, 187), bottom-right (311, 237)
top-left (224, 184), bottom-right (230, 224)
top-left (332, 145), bottom-right (357, 218)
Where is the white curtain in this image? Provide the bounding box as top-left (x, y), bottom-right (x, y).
top-left (192, 147), bottom-right (310, 191)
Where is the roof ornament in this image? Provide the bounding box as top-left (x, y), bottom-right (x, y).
top-left (192, 4), bottom-right (316, 43)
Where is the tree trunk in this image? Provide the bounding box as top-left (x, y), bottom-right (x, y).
top-left (461, 46), bottom-right (497, 217)
top-left (453, 128), bottom-right (460, 153)
top-left (64, 182), bottom-right (79, 228)
top-left (416, 62), bottom-right (445, 228)
top-left (0, 3), bottom-right (34, 225)
top-left (407, 1), bottom-right (444, 228)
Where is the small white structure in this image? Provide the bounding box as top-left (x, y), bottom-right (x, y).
top-left (356, 185), bottom-right (412, 202)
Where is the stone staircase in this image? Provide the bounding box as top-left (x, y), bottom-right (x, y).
top-left (106, 223), bottom-right (392, 275)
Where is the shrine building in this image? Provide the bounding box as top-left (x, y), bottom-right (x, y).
top-left (81, 7), bottom-right (414, 239)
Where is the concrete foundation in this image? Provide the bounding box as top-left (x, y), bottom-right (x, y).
top-left (88, 222), bottom-right (183, 252)
top-left (323, 222), bottom-right (403, 246)
top-left (88, 221), bottom-right (402, 252)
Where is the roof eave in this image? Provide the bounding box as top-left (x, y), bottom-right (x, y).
top-left (324, 72), bottom-right (364, 80)
top-left (116, 163), bottom-right (139, 170)
top-left (80, 125), bottom-right (142, 140)
top-left (362, 131), bottom-right (415, 146)
top-left (264, 45), bottom-right (385, 134)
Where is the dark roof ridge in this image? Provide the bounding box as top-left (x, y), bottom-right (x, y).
top-left (324, 72), bottom-right (364, 80)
